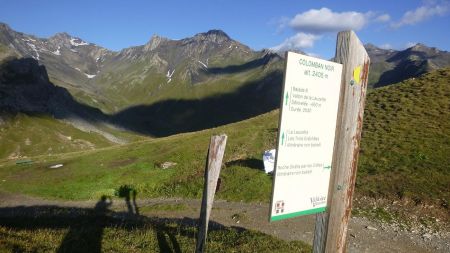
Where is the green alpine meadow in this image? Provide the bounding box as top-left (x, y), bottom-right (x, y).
top-left (1, 1), bottom-right (450, 251)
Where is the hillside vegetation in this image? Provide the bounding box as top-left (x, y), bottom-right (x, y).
top-left (358, 68), bottom-right (450, 206)
top-left (0, 69), bottom-right (448, 208)
top-left (0, 110), bottom-right (278, 201)
top-left (0, 113), bottom-right (147, 160)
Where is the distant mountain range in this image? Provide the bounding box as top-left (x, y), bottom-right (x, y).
top-left (364, 43), bottom-right (450, 87)
top-left (0, 23), bottom-right (283, 137)
top-left (0, 23), bottom-right (282, 111)
top-left (1, 22), bottom-right (450, 137)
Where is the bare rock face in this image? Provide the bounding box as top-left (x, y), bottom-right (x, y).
top-left (144, 35), bottom-right (169, 52)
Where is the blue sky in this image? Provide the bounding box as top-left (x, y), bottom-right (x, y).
top-left (1, 0), bottom-right (449, 58)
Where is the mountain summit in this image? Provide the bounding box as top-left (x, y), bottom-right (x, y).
top-left (192, 29), bottom-right (231, 44)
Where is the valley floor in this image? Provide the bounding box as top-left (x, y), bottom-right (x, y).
top-left (0, 192), bottom-right (448, 253)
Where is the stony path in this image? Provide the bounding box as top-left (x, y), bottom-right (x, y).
top-left (0, 192), bottom-right (448, 253)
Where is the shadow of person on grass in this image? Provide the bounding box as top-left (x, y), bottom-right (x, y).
top-left (56, 195), bottom-right (112, 253)
top-left (156, 228), bottom-right (182, 253)
top-left (116, 185), bottom-right (139, 215)
top-left (0, 199), bottom-right (251, 252)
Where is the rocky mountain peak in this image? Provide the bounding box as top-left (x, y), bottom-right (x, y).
top-left (364, 43), bottom-right (379, 51)
top-left (192, 29), bottom-right (230, 44)
top-left (48, 32), bottom-right (89, 48)
top-left (144, 34), bottom-right (169, 51)
top-left (364, 43), bottom-right (395, 53)
top-left (408, 43), bottom-right (439, 53)
top-left (410, 43), bottom-right (426, 49)
top-left (52, 32), bottom-right (72, 39)
top-left (404, 43), bottom-right (444, 56)
top-left (0, 22), bottom-right (12, 32)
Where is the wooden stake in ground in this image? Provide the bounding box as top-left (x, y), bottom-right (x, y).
top-left (313, 30), bottom-right (370, 253)
top-left (196, 134), bottom-right (228, 253)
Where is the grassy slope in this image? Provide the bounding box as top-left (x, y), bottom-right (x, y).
top-left (0, 69), bottom-right (448, 207)
top-left (0, 44), bottom-right (15, 60)
top-left (358, 68), bottom-right (450, 205)
top-left (0, 113), bottom-right (146, 161)
top-left (368, 61), bottom-right (394, 87)
top-left (0, 114), bottom-right (110, 160)
top-left (0, 111), bottom-right (278, 200)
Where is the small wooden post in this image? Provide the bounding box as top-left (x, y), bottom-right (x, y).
top-left (196, 134), bottom-right (228, 253)
top-left (313, 30), bottom-right (370, 253)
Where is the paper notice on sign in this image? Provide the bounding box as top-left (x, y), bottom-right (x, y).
top-left (270, 52), bottom-right (342, 221)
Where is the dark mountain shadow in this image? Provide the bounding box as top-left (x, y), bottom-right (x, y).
top-left (111, 69), bottom-right (283, 137)
top-left (204, 53), bottom-right (279, 75)
top-left (1, 57), bottom-right (283, 138)
top-left (374, 45), bottom-right (450, 87)
top-left (0, 203), bottom-right (246, 252)
top-left (0, 57), bottom-right (107, 122)
top-left (375, 59), bottom-right (429, 87)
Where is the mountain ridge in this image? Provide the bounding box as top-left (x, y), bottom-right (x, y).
top-left (0, 23), bottom-right (285, 140)
top-left (1, 22), bottom-right (450, 140)
top-left (3, 21), bottom-right (449, 93)
top-left (364, 43), bottom-right (450, 87)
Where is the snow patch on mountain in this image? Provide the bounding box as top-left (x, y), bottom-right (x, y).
top-left (26, 43), bottom-right (40, 60)
top-left (70, 38), bottom-right (88, 47)
top-left (166, 69), bottom-right (175, 83)
top-left (85, 73), bottom-right (96, 78)
top-left (197, 60), bottom-right (208, 68)
top-left (22, 37), bottom-right (36, 43)
top-left (52, 46), bottom-right (61, 56)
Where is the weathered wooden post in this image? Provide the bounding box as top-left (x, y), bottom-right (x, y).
top-left (196, 134), bottom-right (227, 253)
top-left (313, 30), bottom-right (370, 252)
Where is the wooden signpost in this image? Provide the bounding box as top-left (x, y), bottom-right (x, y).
top-left (270, 30), bottom-right (369, 253)
top-left (313, 30), bottom-right (370, 253)
top-left (196, 134), bottom-right (228, 253)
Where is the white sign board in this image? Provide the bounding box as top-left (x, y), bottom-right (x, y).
top-left (270, 52), bottom-right (342, 221)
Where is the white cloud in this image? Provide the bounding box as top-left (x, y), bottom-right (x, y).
top-left (404, 42), bottom-right (418, 49)
top-left (375, 14), bottom-right (391, 22)
top-left (270, 8), bottom-right (390, 51)
top-left (306, 52), bottom-right (322, 59)
top-left (391, 3), bottom-right (449, 28)
top-left (379, 43), bottom-right (393, 50)
top-left (271, 33), bottom-right (321, 52)
top-left (288, 8), bottom-right (369, 33)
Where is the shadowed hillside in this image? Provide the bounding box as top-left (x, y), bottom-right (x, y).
top-left (112, 70), bottom-right (282, 136)
top-left (1, 56), bottom-right (283, 144)
top-left (365, 43), bottom-right (450, 88)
